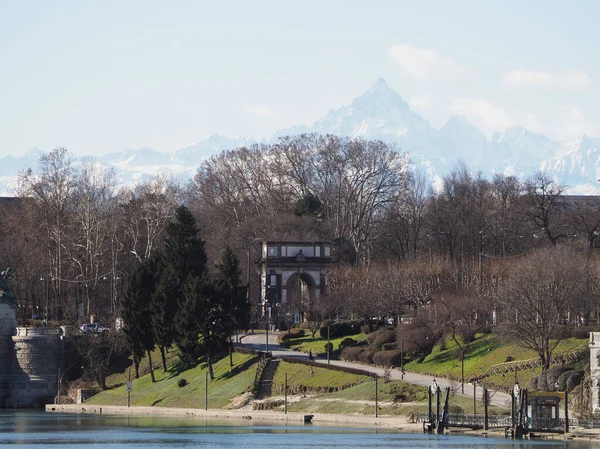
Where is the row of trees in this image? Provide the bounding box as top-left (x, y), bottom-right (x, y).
top-left (121, 205), bottom-right (248, 381)
top-left (0, 135), bottom-right (599, 374)
top-left (323, 245), bottom-right (594, 372)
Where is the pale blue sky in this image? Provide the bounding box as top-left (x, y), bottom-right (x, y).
top-left (1, 0), bottom-right (599, 156)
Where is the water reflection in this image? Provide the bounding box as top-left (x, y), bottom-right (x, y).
top-left (0, 411), bottom-right (595, 449)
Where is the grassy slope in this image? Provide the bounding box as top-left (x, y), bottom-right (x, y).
top-left (285, 331), bottom-right (588, 391)
top-left (86, 352), bottom-right (259, 409)
top-left (83, 333), bottom-right (587, 415)
top-left (405, 334), bottom-right (588, 389)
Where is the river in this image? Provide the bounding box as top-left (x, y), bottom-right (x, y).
top-left (0, 411), bottom-right (598, 448)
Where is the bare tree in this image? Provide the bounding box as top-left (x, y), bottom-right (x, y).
top-left (496, 245), bottom-right (587, 370)
top-left (18, 148), bottom-right (77, 321)
top-left (438, 292), bottom-right (491, 392)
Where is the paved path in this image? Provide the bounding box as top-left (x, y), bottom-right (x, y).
top-left (238, 332), bottom-right (511, 408)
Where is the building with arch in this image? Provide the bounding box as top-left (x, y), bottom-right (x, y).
top-left (260, 241), bottom-right (332, 329)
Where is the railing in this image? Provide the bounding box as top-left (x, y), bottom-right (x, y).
top-left (15, 327), bottom-right (61, 337)
top-left (529, 418), bottom-right (565, 432)
top-left (569, 418), bottom-right (600, 429)
top-left (479, 349), bottom-right (587, 380)
top-left (412, 412), bottom-right (511, 429)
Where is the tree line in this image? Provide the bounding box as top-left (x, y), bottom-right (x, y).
top-left (1, 135), bottom-right (600, 372)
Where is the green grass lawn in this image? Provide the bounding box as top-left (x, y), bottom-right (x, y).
top-left (86, 352), bottom-right (259, 409)
top-left (404, 334), bottom-right (588, 381)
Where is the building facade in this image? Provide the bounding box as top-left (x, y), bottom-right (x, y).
top-left (260, 241), bottom-right (332, 329)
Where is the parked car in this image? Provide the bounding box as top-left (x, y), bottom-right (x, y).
top-left (80, 323), bottom-right (110, 333)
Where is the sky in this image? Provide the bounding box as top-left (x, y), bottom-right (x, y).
top-left (1, 0), bottom-right (600, 157)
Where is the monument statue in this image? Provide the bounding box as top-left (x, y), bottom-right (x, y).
top-left (0, 267), bottom-right (17, 336)
top-left (0, 267), bottom-right (14, 304)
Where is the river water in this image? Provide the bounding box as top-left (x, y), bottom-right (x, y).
top-left (0, 411), bottom-right (598, 448)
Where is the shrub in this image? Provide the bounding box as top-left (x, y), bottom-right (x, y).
top-left (290, 328), bottom-right (305, 337)
top-left (557, 370), bottom-right (585, 391)
top-left (372, 349), bottom-right (403, 367)
top-left (530, 376), bottom-right (538, 390)
top-left (278, 332), bottom-right (292, 342)
top-left (566, 370), bottom-right (585, 391)
top-left (178, 378), bottom-right (188, 388)
top-left (339, 337), bottom-right (357, 350)
top-left (367, 328), bottom-right (396, 349)
top-left (382, 342), bottom-right (397, 351)
top-left (340, 346), bottom-right (366, 362)
top-left (358, 348), bottom-right (377, 364)
top-left (572, 326), bottom-right (592, 339)
top-left (319, 320), bottom-right (361, 339)
top-left (536, 366), bottom-right (571, 391)
top-left (551, 325), bottom-right (571, 340)
top-left (324, 342), bottom-right (333, 354)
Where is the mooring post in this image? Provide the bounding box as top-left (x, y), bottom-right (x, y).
top-left (483, 388), bottom-right (489, 431)
top-left (436, 386), bottom-right (440, 424)
top-left (375, 375), bottom-right (379, 418)
top-left (564, 390), bottom-right (569, 434)
top-left (285, 373), bottom-right (288, 414)
top-left (428, 386), bottom-right (432, 424)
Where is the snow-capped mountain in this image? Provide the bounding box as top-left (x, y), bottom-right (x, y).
top-left (1, 78), bottom-right (600, 195)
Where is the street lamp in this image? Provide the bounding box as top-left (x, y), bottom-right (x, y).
top-left (40, 276), bottom-right (48, 328)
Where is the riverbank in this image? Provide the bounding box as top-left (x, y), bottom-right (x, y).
top-left (45, 403), bottom-right (423, 431)
top-left (45, 403), bottom-right (600, 443)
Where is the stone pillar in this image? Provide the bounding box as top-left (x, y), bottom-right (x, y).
top-left (589, 332), bottom-right (600, 412)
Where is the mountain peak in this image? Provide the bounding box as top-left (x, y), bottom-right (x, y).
top-left (349, 78), bottom-right (409, 114)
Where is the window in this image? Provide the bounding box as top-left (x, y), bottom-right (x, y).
top-left (270, 274), bottom-right (277, 286)
top-left (324, 246), bottom-right (331, 257)
top-left (315, 246), bottom-right (321, 257)
top-left (267, 246), bottom-right (279, 257)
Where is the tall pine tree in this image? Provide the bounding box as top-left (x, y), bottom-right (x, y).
top-left (215, 247), bottom-right (250, 366)
top-left (121, 256), bottom-right (158, 380)
top-left (157, 204), bottom-right (208, 367)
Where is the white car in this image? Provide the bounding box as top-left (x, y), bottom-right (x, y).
top-left (80, 323), bottom-right (110, 333)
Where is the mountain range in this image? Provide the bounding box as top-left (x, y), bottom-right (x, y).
top-left (2, 77), bottom-right (599, 195)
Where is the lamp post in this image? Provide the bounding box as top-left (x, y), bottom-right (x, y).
top-left (40, 276), bottom-right (48, 328)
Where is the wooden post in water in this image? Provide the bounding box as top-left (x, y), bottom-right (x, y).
top-left (564, 390), bottom-right (569, 434)
top-left (375, 375), bottom-right (378, 418)
top-left (284, 373), bottom-right (288, 415)
top-left (483, 388), bottom-right (489, 431)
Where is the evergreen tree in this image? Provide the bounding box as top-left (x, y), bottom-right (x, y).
top-left (150, 263), bottom-right (179, 372)
top-left (121, 257), bottom-right (158, 381)
top-left (159, 204), bottom-right (208, 366)
top-left (215, 247), bottom-right (250, 366)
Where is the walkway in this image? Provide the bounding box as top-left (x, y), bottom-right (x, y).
top-left (238, 332), bottom-right (512, 408)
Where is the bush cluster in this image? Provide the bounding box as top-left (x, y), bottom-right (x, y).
top-left (319, 320), bottom-right (361, 339)
top-left (339, 337), bottom-right (357, 350)
top-left (372, 349), bottom-right (403, 367)
top-left (533, 366), bottom-right (577, 391)
top-left (367, 327), bottom-right (395, 349)
top-left (340, 346), bottom-right (366, 362)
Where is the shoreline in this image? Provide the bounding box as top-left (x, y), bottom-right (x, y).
top-left (45, 404), bottom-right (600, 443)
top-left (45, 403), bottom-right (425, 432)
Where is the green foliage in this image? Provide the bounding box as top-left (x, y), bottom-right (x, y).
top-left (121, 257), bottom-right (158, 368)
top-left (339, 337), bottom-right (357, 350)
top-left (293, 192), bottom-right (322, 217)
top-left (160, 205), bottom-right (209, 367)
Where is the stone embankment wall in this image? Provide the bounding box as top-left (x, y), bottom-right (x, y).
top-left (0, 327), bottom-right (63, 408)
